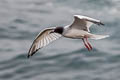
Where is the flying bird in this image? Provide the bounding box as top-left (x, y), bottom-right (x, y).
top-left (28, 15), bottom-right (109, 58)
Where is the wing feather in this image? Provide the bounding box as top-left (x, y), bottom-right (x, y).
top-left (28, 28), bottom-right (61, 58)
top-left (70, 15), bottom-right (104, 32)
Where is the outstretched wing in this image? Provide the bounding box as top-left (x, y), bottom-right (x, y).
top-left (28, 28), bottom-right (61, 58)
top-left (70, 15), bottom-right (104, 32)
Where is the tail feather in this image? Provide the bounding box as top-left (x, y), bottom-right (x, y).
top-left (89, 34), bottom-right (109, 40)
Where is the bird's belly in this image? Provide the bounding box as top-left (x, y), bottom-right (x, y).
top-left (63, 29), bottom-right (88, 39)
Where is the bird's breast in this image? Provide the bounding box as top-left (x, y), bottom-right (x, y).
top-left (63, 29), bottom-right (88, 39)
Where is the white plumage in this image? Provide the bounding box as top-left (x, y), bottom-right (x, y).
top-left (28, 15), bottom-right (109, 58)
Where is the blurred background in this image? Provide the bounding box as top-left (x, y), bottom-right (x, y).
top-left (0, 0), bottom-right (120, 80)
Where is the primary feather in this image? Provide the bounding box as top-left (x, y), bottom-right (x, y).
top-left (28, 28), bottom-right (61, 58)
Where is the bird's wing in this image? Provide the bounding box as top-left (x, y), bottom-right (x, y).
top-left (28, 27), bottom-right (61, 58)
top-left (69, 15), bottom-right (104, 32)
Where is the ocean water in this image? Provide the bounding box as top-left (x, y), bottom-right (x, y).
top-left (0, 0), bottom-right (120, 80)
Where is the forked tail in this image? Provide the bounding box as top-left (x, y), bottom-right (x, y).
top-left (89, 34), bottom-right (109, 40)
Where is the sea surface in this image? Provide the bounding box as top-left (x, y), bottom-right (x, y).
top-left (0, 0), bottom-right (120, 80)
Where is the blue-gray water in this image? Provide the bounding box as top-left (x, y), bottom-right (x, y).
top-left (0, 0), bottom-right (120, 80)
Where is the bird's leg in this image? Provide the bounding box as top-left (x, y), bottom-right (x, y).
top-left (85, 37), bottom-right (92, 50)
top-left (82, 38), bottom-right (90, 51)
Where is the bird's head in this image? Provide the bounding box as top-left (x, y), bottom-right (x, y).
top-left (51, 27), bottom-right (64, 34)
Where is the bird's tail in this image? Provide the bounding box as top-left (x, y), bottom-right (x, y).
top-left (89, 34), bottom-right (109, 40)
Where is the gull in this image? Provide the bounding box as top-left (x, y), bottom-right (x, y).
top-left (28, 15), bottom-right (109, 58)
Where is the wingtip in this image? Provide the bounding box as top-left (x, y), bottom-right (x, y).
top-left (27, 51), bottom-right (37, 58)
top-left (96, 22), bottom-right (105, 26)
top-left (100, 22), bottom-right (105, 26)
top-left (27, 55), bottom-right (30, 58)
